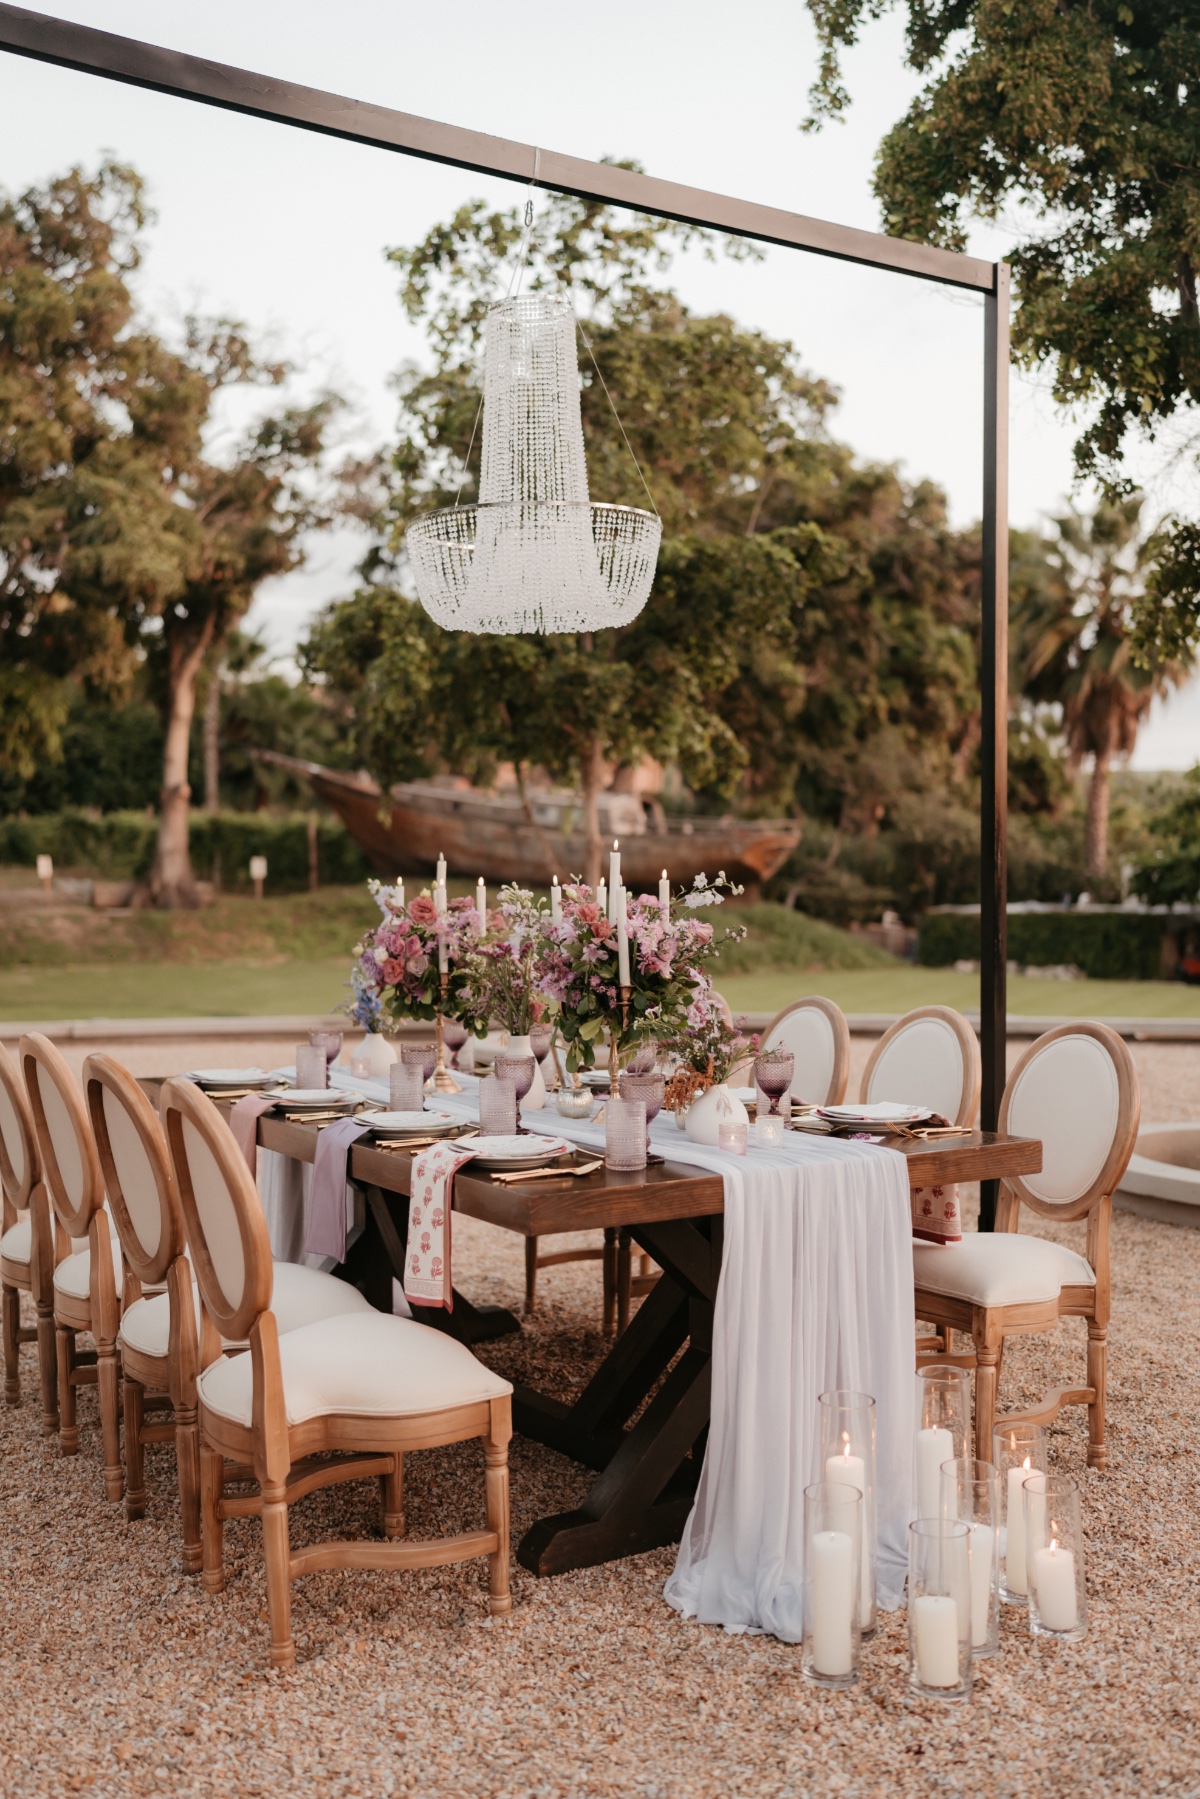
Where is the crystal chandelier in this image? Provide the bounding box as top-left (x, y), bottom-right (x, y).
top-left (406, 291), bottom-right (661, 635)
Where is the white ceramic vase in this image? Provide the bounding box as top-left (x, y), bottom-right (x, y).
top-left (358, 1032), bottom-right (397, 1080)
top-left (507, 1033), bottom-right (548, 1112)
top-left (684, 1082), bottom-right (748, 1146)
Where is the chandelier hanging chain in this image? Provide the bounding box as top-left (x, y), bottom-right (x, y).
top-left (576, 317), bottom-right (660, 520)
top-left (453, 194), bottom-right (538, 510)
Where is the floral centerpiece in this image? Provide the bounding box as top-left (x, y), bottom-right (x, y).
top-left (347, 880), bottom-right (481, 1030)
top-left (457, 884), bottom-right (549, 1036)
top-left (660, 1007), bottom-right (753, 1114)
top-left (535, 873), bottom-right (744, 1075)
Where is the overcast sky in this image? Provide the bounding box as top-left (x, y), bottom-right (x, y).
top-left (2, 0), bottom-right (1196, 767)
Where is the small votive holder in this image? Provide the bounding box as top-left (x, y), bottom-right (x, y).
top-left (555, 1085), bottom-right (595, 1121)
top-left (818, 1389), bottom-right (877, 1634)
top-left (940, 1457), bottom-right (1001, 1659)
top-left (605, 1097), bottom-right (647, 1171)
top-left (478, 1074), bottom-right (517, 1138)
top-left (718, 1119), bottom-right (748, 1155)
top-left (915, 1365), bottom-right (971, 1523)
top-left (1024, 1473), bottom-right (1087, 1642)
top-left (993, 1422), bottom-right (1047, 1605)
top-left (389, 1063), bottom-right (425, 1112)
top-left (802, 1481), bottom-right (863, 1689)
top-left (908, 1518), bottom-right (972, 1701)
top-left (294, 1044), bottom-right (328, 1090)
top-left (755, 1113), bottom-right (786, 1148)
top-left (349, 1052), bottom-right (371, 1079)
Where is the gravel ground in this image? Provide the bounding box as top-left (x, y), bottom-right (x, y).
top-left (2, 1039), bottom-right (1200, 1797)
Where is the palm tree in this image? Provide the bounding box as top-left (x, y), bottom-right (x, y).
top-left (1013, 498), bottom-right (1189, 882)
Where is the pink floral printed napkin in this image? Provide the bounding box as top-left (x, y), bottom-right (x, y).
top-left (911, 1183), bottom-right (962, 1245)
top-left (404, 1140), bottom-right (482, 1310)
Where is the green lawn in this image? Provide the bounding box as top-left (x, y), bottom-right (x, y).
top-left (1, 956), bottom-right (1199, 1023)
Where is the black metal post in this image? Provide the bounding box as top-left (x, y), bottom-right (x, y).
top-left (978, 263), bottom-right (1010, 1232)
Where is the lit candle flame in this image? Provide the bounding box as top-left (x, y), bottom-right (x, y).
top-left (841, 1432), bottom-right (851, 1459)
top-left (1023, 1456), bottom-right (1031, 1471)
top-left (1050, 1538), bottom-right (1059, 1555)
top-left (662, 868), bottom-right (667, 878)
top-left (614, 839), bottom-right (619, 850)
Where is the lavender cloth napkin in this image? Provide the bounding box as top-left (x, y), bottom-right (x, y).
top-left (305, 1117), bottom-right (374, 1263)
top-left (228, 1095), bottom-right (276, 1179)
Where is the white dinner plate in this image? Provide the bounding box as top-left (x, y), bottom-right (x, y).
top-left (818, 1103), bottom-right (933, 1125)
top-left (368, 1111), bottom-right (458, 1138)
top-left (468, 1134), bottom-right (574, 1172)
top-left (263, 1088), bottom-right (357, 1110)
top-left (186, 1068), bottom-right (272, 1088)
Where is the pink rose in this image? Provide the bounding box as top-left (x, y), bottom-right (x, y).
top-left (575, 902), bottom-right (600, 926)
top-left (408, 895), bottom-right (438, 925)
top-left (379, 957), bottom-right (404, 984)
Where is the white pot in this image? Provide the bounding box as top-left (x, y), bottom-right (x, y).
top-left (684, 1082), bottom-right (748, 1146)
top-left (507, 1033), bottom-right (548, 1112)
top-left (358, 1032), bottom-right (397, 1080)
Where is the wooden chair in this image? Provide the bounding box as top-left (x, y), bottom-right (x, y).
top-left (85, 1053), bottom-right (382, 1570)
top-left (913, 1021), bottom-right (1139, 1466)
top-left (0, 1043), bottom-right (57, 1431)
top-left (759, 994), bottom-right (851, 1107)
top-left (21, 1032), bottom-right (124, 1498)
top-left (160, 1074), bottom-right (513, 1669)
top-left (860, 1004), bottom-right (981, 1124)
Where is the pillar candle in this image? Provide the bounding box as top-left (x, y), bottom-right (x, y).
top-left (916, 1426), bottom-right (954, 1523)
top-left (913, 1594), bottom-right (959, 1688)
top-left (609, 839), bottom-right (622, 891)
top-left (659, 868), bottom-right (670, 909)
top-left (969, 1522), bottom-right (994, 1647)
top-left (550, 877), bottom-right (562, 922)
top-left (825, 1438), bottom-right (870, 1627)
top-left (1006, 1457), bottom-right (1033, 1595)
top-left (1031, 1539), bottom-right (1077, 1631)
top-left (476, 877), bottom-right (486, 924)
top-left (617, 886), bottom-right (631, 988)
top-left (810, 1529), bottom-right (855, 1677)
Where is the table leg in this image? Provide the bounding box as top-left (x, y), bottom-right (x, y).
top-left (363, 1187), bottom-right (522, 1344)
top-left (515, 1214), bottom-right (721, 1576)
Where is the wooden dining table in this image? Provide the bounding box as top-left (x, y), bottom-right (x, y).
top-left (143, 1080), bottom-right (1042, 1579)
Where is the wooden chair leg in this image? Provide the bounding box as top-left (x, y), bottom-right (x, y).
top-left (124, 1377), bottom-right (146, 1519)
top-left (381, 1452), bottom-right (405, 1539)
top-left (200, 1442), bottom-right (226, 1593)
top-left (974, 1330), bottom-right (1002, 1461)
top-left (176, 1408), bottom-right (203, 1574)
top-left (260, 1484), bottom-right (296, 1670)
top-left (524, 1237), bottom-right (538, 1315)
top-left (602, 1228), bottom-right (618, 1339)
top-left (1086, 1322), bottom-right (1108, 1470)
top-left (2, 1281), bottom-right (19, 1405)
top-left (616, 1229), bottom-right (632, 1337)
top-left (97, 1338), bottom-right (124, 1503)
top-left (484, 1429), bottom-right (511, 1619)
top-left (36, 1298), bottom-right (58, 1437)
top-left (57, 1324), bottom-right (78, 1455)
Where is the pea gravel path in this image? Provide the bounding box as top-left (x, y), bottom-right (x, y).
top-left (2, 1041), bottom-right (1199, 1797)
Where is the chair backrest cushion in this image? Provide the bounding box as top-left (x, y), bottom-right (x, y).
top-left (1004, 1030), bottom-right (1128, 1208)
top-left (21, 1034), bottom-right (101, 1237)
top-left (162, 1078), bottom-right (272, 1342)
top-left (763, 1003), bottom-right (841, 1106)
top-left (0, 1045), bottom-right (35, 1207)
top-left (84, 1055), bottom-right (182, 1284)
top-left (863, 1011), bottom-right (978, 1126)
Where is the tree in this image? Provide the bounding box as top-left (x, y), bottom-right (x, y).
top-left (307, 190), bottom-right (983, 880)
top-left (1012, 497), bottom-right (1183, 880)
top-left (802, 1), bottom-right (1200, 659)
top-left (0, 163), bottom-right (337, 904)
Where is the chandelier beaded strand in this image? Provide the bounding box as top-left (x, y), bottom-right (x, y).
top-left (406, 290), bottom-right (661, 635)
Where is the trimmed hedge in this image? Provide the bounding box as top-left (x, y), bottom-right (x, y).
top-left (0, 810), bottom-right (370, 894)
top-left (918, 910), bottom-right (1165, 982)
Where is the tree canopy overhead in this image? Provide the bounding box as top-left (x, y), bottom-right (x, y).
top-left (802, 1), bottom-right (1200, 660)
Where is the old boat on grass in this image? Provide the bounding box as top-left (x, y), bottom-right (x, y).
top-left (261, 753), bottom-right (800, 892)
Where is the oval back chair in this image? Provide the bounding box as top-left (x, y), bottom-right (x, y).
top-left (760, 996), bottom-right (850, 1107)
top-left (0, 1043), bottom-right (56, 1428)
top-left (21, 1032), bottom-right (123, 1491)
top-left (861, 1005), bottom-right (981, 1127)
top-left (914, 1021), bottom-right (1139, 1465)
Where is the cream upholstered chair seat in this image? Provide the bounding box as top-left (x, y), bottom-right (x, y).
top-left (119, 1262), bottom-right (375, 1360)
top-left (1, 1213), bottom-right (31, 1267)
top-left (52, 1230), bottom-right (124, 1300)
top-left (913, 1234), bottom-right (1095, 1308)
top-left (199, 1313), bottom-right (511, 1429)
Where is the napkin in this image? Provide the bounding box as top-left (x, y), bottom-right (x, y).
top-left (404, 1140), bottom-right (481, 1311)
top-left (911, 1182), bottom-right (962, 1245)
top-left (305, 1117), bottom-right (374, 1263)
top-left (228, 1095), bottom-right (276, 1179)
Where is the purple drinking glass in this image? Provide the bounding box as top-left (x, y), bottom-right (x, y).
top-left (529, 1022), bottom-right (555, 1062)
top-left (442, 1019), bottom-right (469, 1069)
top-left (401, 1042), bottom-right (437, 1089)
top-left (494, 1054), bottom-right (536, 1134)
top-left (628, 1041), bottom-right (659, 1076)
top-left (754, 1048), bottom-right (795, 1117)
top-left (308, 1028), bottom-right (344, 1068)
top-left (619, 1071), bottom-right (665, 1150)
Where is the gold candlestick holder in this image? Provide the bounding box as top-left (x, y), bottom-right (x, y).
top-left (433, 976), bottom-right (463, 1094)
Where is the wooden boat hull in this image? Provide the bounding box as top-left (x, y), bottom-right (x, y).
top-left (264, 755), bottom-right (801, 891)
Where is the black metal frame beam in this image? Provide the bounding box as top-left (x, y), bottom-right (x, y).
top-left (0, 2), bottom-right (1009, 1210)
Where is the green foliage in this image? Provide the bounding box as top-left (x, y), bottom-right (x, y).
top-left (0, 693), bottom-right (163, 814)
top-left (0, 809), bottom-right (368, 892)
top-left (802, 1), bottom-right (1200, 658)
top-left (1131, 767), bottom-right (1200, 904)
top-left (918, 909), bottom-right (1165, 982)
top-left (714, 902), bottom-right (893, 975)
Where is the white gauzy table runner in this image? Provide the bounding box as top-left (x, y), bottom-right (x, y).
top-left (255, 1069), bottom-right (916, 1629)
